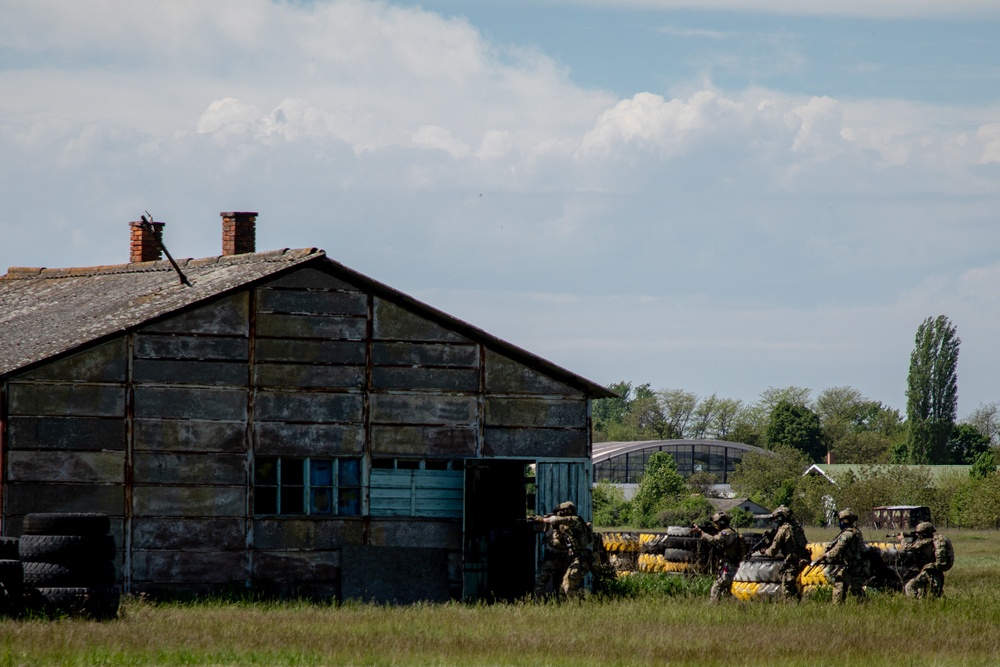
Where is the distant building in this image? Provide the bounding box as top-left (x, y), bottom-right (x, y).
top-left (593, 439), bottom-right (773, 488)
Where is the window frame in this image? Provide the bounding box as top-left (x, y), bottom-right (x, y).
top-left (254, 455), bottom-right (363, 517)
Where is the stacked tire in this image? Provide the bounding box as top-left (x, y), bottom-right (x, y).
top-left (0, 536), bottom-right (23, 616)
top-left (20, 513), bottom-right (119, 620)
top-left (731, 555), bottom-right (786, 601)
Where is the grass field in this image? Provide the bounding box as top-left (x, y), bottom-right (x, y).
top-left (1, 528), bottom-right (998, 666)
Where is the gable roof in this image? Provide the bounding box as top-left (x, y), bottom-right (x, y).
top-left (0, 248), bottom-right (614, 398)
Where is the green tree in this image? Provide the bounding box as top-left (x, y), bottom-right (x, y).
top-left (905, 315), bottom-right (960, 463)
top-left (766, 400), bottom-right (825, 462)
top-left (630, 452), bottom-right (686, 527)
top-left (657, 389), bottom-right (698, 438)
top-left (832, 465), bottom-right (935, 521)
top-left (730, 444), bottom-right (811, 510)
top-left (592, 480), bottom-right (629, 527)
top-left (970, 450), bottom-right (997, 479)
top-left (964, 401), bottom-right (1000, 448)
top-left (948, 423), bottom-right (991, 465)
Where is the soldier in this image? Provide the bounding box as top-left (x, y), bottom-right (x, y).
top-left (532, 500), bottom-right (592, 598)
top-left (899, 521), bottom-right (951, 599)
top-left (755, 505), bottom-right (810, 601)
top-left (813, 508), bottom-right (866, 603)
top-left (692, 511), bottom-right (743, 603)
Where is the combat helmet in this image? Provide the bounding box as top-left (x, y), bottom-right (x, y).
top-left (915, 521), bottom-right (936, 536)
top-left (711, 511), bottom-right (731, 527)
top-left (837, 508), bottom-right (858, 524)
top-left (556, 501), bottom-right (576, 514)
top-left (770, 505), bottom-right (792, 522)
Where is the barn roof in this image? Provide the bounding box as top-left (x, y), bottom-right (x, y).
top-left (0, 248), bottom-right (614, 397)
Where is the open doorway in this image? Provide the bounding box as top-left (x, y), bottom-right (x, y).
top-left (462, 459), bottom-right (536, 602)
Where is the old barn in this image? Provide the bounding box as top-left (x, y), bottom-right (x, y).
top-left (0, 212), bottom-right (612, 603)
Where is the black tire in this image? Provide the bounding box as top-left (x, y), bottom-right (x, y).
top-left (0, 537), bottom-right (19, 560)
top-left (661, 536), bottom-right (700, 550)
top-left (662, 548), bottom-right (694, 562)
top-left (0, 559), bottom-right (23, 595)
top-left (22, 513), bottom-right (111, 537)
top-left (19, 534), bottom-right (116, 565)
top-left (35, 587), bottom-right (120, 620)
top-left (23, 561), bottom-right (116, 588)
top-left (666, 526), bottom-right (698, 537)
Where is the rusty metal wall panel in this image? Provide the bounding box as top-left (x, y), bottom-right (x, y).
top-left (134, 335), bottom-right (248, 361)
top-left (256, 313), bottom-right (367, 340)
top-left (133, 386), bottom-right (247, 420)
top-left (134, 360), bottom-right (248, 385)
top-left (133, 452), bottom-right (245, 485)
top-left (133, 419), bottom-right (246, 453)
top-left (372, 342), bottom-right (478, 367)
top-left (258, 289), bottom-right (368, 317)
top-left (483, 427), bottom-right (588, 458)
top-left (484, 350), bottom-right (580, 396)
top-left (484, 397), bottom-right (587, 428)
top-left (371, 367), bottom-right (479, 391)
top-left (253, 518), bottom-right (364, 550)
top-left (8, 383), bottom-right (125, 417)
top-left (371, 425), bottom-right (477, 457)
top-left (132, 518), bottom-right (245, 550)
top-left (7, 416), bottom-right (126, 451)
top-left (131, 550), bottom-right (246, 584)
top-left (140, 293), bottom-right (249, 336)
top-left (256, 390), bottom-right (363, 423)
top-left (253, 550), bottom-right (339, 583)
top-left (255, 363), bottom-right (365, 389)
top-left (535, 460), bottom-right (592, 522)
top-left (13, 338), bottom-right (126, 383)
top-left (4, 483), bottom-right (123, 519)
top-left (373, 299), bottom-right (471, 343)
top-left (132, 485), bottom-right (246, 517)
top-left (371, 394), bottom-right (477, 425)
top-left (255, 423), bottom-right (364, 456)
top-left (7, 450), bottom-right (123, 483)
top-left (256, 339), bottom-right (366, 364)
top-left (368, 518), bottom-right (462, 549)
top-left (263, 268), bottom-right (359, 291)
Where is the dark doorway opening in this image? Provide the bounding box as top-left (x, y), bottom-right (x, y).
top-left (463, 459), bottom-right (536, 602)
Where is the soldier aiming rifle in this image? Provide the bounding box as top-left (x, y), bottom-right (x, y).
top-left (530, 501), bottom-right (593, 599)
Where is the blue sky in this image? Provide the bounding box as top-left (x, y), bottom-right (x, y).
top-left (1, 0), bottom-right (998, 418)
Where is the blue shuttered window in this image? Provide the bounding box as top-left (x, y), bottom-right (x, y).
top-left (369, 468), bottom-right (463, 518)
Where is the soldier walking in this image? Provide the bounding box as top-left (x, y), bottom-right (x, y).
top-left (813, 508), bottom-right (866, 603)
top-left (692, 511), bottom-right (743, 603)
top-left (755, 505), bottom-right (810, 601)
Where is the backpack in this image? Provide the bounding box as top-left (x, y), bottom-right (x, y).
top-left (725, 528), bottom-right (746, 563)
top-left (933, 534), bottom-right (954, 572)
top-left (791, 522), bottom-right (810, 560)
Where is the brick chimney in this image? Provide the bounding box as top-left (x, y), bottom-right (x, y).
top-left (221, 211), bottom-right (257, 256)
top-left (129, 220), bottom-right (164, 263)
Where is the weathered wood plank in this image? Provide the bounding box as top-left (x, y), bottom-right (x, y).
top-left (140, 293), bottom-right (249, 336)
top-left (255, 339), bottom-right (366, 364)
top-left (372, 342), bottom-right (478, 368)
top-left (134, 419), bottom-right (246, 453)
top-left (135, 335), bottom-right (248, 361)
top-left (262, 268), bottom-right (360, 291)
top-left (255, 363), bottom-right (364, 389)
top-left (256, 313), bottom-right (366, 340)
top-left (368, 519), bottom-right (462, 549)
top-left (7, 450), bottom-right (123, 483)
top-left (133, 386), bottom-right (247, 421)
top-left (14, 338), bottom-right (126, 383)
top-left (132, 485), bottom-right (246, 517)
top-left (483, 427), bottom-right (589, 458)
top-left (484, 350), bottom-right (580, 396)
top-left (370, 394), bottom-right (477, 425)
top-left (373, 299), bottom-right (470, 343)
top-left (484, 397), bottom-right (587, 428)
top-left (371, 367), bottom-right (479, 392)
top-left (254, 423), bottom-right (364, 456)
top-left (255, 390), bottom-right (363, 423)
top-left (252, 518), bottom-right (364, 550)
top-left (132, 518), bottom-right (245, 550)
top-left (8, 383), bottom-right (125, 417)
top-left (257, 289), bottom-right (368, 316)
top-left (131, 550), bottom-right (245, 584)
top-left (371, 425), bottom-right (477, 457)
top-left (134, 359), bottom-right (248, 385)
top-left (252, 551), bottom-right (339, 583)
top-left (133, 452), bottom-right (246, 485)
top-left (341, 545), bottom-right (452, 603)
top-left (4, 483), bottom-right (123, 519)
top-left (7, 416), bottom-right (126, 451)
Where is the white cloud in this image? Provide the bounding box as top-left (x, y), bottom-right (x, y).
top-left (551, 0), bottom-right (1000, 19)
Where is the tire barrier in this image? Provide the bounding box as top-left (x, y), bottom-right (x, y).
top-left (638, 553), bottom-right (695, 573)
top-left (19, 513), bottom-right (119, 620)
top-left (600, 532), bottom-right (641, 553)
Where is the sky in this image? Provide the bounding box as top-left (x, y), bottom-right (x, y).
top-left (1, 0), bottom-right (998, 418)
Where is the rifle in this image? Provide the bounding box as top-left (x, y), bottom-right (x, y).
top-left (750, 525), bottom-right (778, 554)
top-left (888, 531), bottom-right (916, 543)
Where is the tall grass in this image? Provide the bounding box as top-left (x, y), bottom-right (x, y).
top-left (1, 530), bottom-right (997, 666)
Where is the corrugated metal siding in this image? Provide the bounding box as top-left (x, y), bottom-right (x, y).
top-left (535, 460), bottom-right (592, 522)
top-left (370, 469), bottom-right (463, 518)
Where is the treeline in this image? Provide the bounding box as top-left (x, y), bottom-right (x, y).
top-left (593, 382), bottom-right (1000, 466)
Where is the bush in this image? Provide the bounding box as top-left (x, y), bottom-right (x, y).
top-left (592, 481), bottom-right (629, 527)
top-left (656, 495), bottom-right (715, 528)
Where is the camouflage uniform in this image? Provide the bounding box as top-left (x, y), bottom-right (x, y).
top-left (534, 502), bottom-right (591, 597)
top-left (696, 513), bottom-right (742, 603)
top-left (759, 507), bottom-right (810, 601)
top-left (901, 523), bottom-right (945, 599)
top-left (820, 509), bottom-right (866, 604)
